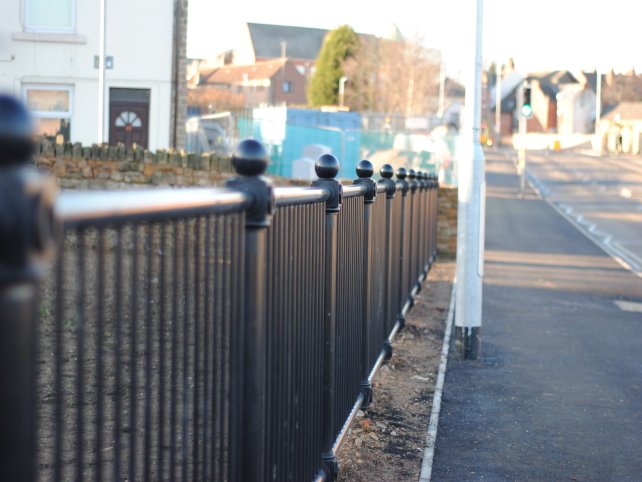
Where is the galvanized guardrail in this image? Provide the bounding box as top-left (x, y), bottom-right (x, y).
top-left (0, 138), bottom-right (438, 482)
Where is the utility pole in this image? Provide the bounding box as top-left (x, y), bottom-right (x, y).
top-left (517, 82), bottom-right (531, 198)
top-left (594, 68), bottom-right (602, 152)
top-left (455, 0), bottom-right (485, 359)
top-left (438, 60), bottom-right (446, 119)
top-left (98, 0), bottom-right (106, 143)
top-left (494, 62), bottom-right (501, 146)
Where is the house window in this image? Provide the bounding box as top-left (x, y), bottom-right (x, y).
top-left (23, 85), bottom-right (73, 141)
top-left (283, 81), bottom-right (294, 93)
top-left (25, 0), bottom-right (76, 32)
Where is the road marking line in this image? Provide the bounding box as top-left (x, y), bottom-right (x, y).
top-left (419, 280), bottom-right (456, 482)
top-left (614, 300), bottom-right (642, 312)
top-left (523, 167), bottom-right (642, 280)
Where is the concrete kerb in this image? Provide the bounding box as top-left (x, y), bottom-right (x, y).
top-left (418, 279), bottom-right (456, 482)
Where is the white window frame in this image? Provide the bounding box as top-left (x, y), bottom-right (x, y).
top-left (22, 84), bottom-right (74, 119)
top-left (24, 0), bottom-right (77, 34)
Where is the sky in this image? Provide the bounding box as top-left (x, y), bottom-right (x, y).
top-left (187, 0), bottom-right (642, 78)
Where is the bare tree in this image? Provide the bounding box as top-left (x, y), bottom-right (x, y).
top-left (343, 35), bottom-right (441, 116)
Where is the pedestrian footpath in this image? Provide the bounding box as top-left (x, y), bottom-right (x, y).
top-left (431, 153), bottom-right (642, 481)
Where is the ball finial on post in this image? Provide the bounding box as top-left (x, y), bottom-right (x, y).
top-left (315, 153), bottom-right (340, 179)
top-left (232, 139), bottom-right (268, 176)
top-left (356, 159), bottom-right (374, 179)
top-left (396, 167), bottom-right (407, 180)
top-left (380, 164), bottom-right (394, 179)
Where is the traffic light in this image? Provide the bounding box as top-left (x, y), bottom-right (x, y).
top-left (521, 85), bottom-right (533, 118)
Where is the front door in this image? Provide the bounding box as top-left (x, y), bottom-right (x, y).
top-left (109, 88), bottom-right (150, 148)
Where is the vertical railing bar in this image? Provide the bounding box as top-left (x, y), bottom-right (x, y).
top-left (94, 227), bottom-right (105, 482)
top-left (286, 206), bottom-right (294, 480)
top-left (193, 216), bottom-right (202, 482)
top-left (54, 235), bottom-right (65, 482)
top-left (158, 222), bottom-right (167, 480)
top-left (129, 225), bottom-right (139, 482)
top-left (230, 212), bottom-right (246, 482)
top-left (202, 214), bottom-right (212, 482)
top-left (301, 204), bottom-right (308, 479)
top-left (292, 205), bottom-right (300, 481)
top-left (144, 223), bottom-right (154, 482)
top-left (313, 203), bottom-right (320, 474)
top-left (210, 216), bottom-right (221, 481)
top-left (220, 215), bottom-right (230, 480)
top-left (114, 225), bottom-right (124, 481)
top-left (264, 212), bottom-right (273, 481)
top-left (75, 229), bottom-right (86, 482)
top-left (299, 204), bottom-right (306, 481)
top-left (170, 220), bottom-right (180, 482)
top-left (275, 207), bottom-right (289, 477)
top-left (305, 203), bottom-right (313, 479)
top-left (181, 219), bottom-right (190, 482)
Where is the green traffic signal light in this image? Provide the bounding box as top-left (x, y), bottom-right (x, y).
top-left (521, 86), bottom-right (532, 118)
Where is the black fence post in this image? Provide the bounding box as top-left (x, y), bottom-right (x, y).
top-left (0, 95), bottom-right (58, 482)
top-left (312, 154), bottom-right (342, 481)
top-left (430, 174), bottom-right (439, 262)
top-left (226, 139), bottom-right (274, 482)
top-left (407, 169), bottom-right (418, 306)
top-left (420, 172), bottom-right (429, 277)
top-left (378, 165), bottom-right (396, 361)
top-left (395, 167), bottom-right (409, 330)
top-left (353, 160), bottom-right (376, 409)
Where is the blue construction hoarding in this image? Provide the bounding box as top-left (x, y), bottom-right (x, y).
top-left (238, 107), bottom-right (362, 179)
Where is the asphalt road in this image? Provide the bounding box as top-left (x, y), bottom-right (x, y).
top-left (525, 150), bottom-right (642, 276)
top-left (432, 152), bottom-right (642, 481)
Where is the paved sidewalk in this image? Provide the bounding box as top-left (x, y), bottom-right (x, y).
top-left (432, 154), bottom-right (642, 481)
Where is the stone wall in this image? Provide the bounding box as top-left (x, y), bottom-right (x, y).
top-left (437, 187), bottom-right (457, 258)
top-left (35, 138), bottom-right (233, 190)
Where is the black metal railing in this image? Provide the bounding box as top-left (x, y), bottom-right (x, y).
top-left (0, 138), bottom-right (439, 482)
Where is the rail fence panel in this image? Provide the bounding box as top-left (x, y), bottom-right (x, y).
top-left (264, 202), bottom-right (326, 482)
top-left (334, 195), bottom-right (365, 438)
top-left (36, 212), bottom-right (245, 482)
top-left (368, 193), bottom-right (387, 369)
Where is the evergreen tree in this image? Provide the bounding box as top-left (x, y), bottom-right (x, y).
top-left (308, 25), bottom-right (359, 107)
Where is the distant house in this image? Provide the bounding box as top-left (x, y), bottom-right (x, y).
top-left (231, 23), bottom-right (329, 80)
top-left (556, 83), bottom-right (596, 134)
top-left (526, 70), bottom-right (577, 132)
top-left (490, 67), bottom-right (524, 137)
top-left (197, 59), bottom-right (307, 109)
top-left (599, 102), bottom-right (642, 154)
top-left (1, 0), bottom-right (188, 149)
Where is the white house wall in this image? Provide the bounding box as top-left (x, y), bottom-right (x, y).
top-left (0, 0), bottom-right (174, 150)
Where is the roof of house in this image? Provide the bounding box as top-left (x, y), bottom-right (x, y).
top-left (445, 78), bottom-right (465, 98)
top-left (200, 59), bottom-right (292, 85)
top-left (602, 102), bottom-right (642, 121)
top-left (527, 70), bottom-right (578, 99)
top-left (247, 23), bottom-right (329, 60)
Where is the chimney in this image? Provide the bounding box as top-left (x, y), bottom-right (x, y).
top-left (280, 41), bottom-right (287, 59)
top-left (606, 69), bottom-right (615, 86)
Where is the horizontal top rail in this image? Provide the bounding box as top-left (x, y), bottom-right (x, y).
top-left (274, 186), bottom-right (330, 207)
top-left (376, 184), bottom-right (387, 194)
top-left (342, 184), bottom-right (368, 198)
top-left (57, 187), bottom-right (251, 227)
